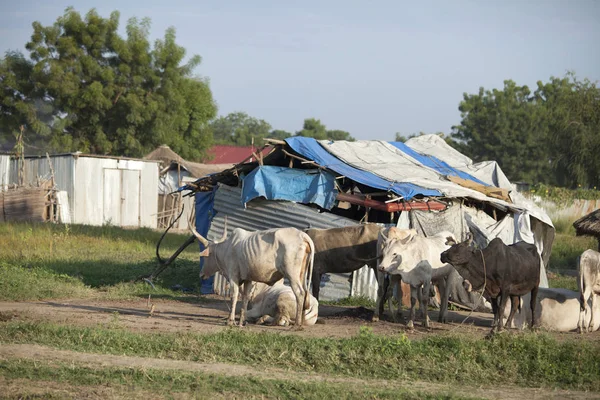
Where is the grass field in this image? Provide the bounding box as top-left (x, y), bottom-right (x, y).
top-left (0, 221), bottom-right (598, 398)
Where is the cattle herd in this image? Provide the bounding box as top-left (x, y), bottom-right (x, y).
top-left (184, 220), bottom-right (600, 335)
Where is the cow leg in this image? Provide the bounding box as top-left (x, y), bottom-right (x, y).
top-left (407, 285), bottom-right (418, 329)
top-left (392, 276), bottom-right (403, 323)
top-left (238, 281), bottom-right (254, 327)
top-left (578, 288), bottom-right (590, 333)
top-left (421, 281), bottom-right (431, 329)
top-left (228, 281), bottom-right (240, 326)
top-left (312, 271), bottom-right (321, 300)
top-left (373, 270), bottom-right (387, 322)
top-left (436, 277), bottom-right (450, 324)
top-left (490, 297), bottom-right (499, 328)
top-left (505, 295), bottom-right (520, 330)
top-left (530, 286), bottom-right (539, 330)
top-left (290, 281), bottom-right (306, 328)
top-left (496, 293), bottom-right (509, 333)
top-left (589, 292), bottom-right (596, 332)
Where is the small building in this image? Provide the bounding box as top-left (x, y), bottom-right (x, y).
top-left (573, 209), bottom-right (600, 251)
top-left (206, 144), bottom-right (271, 164)
top-left (9, 153), bottom-right (159, 228)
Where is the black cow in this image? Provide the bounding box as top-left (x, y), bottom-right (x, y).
top-left (440, 233), bottom-right (541, 334)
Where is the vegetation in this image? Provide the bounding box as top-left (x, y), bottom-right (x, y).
top-left (0, 222), bottom-right (200, 300)
top-left (0, 322), bottom-right (598, 391)
top-left (450, 74), bottom-right (600, 187)
top-left (0, 7), bottom-right (216, 160)
top-left (548, 233), bottom-right (596, 271)
top-left (321, 295), bottom-right (376, 308)
top-left (0, 359), bottom-right (471, 400)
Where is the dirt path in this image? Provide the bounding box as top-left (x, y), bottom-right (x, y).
top-left (1, 296), bottom-right (599, 342)
top-left (1, 343), bottom-right (597, 400)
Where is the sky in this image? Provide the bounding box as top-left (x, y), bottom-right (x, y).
top-left (1, 0), bottom-right (599, 141)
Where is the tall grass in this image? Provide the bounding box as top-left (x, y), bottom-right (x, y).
top-left (0, 322), bottom-right (598, 391)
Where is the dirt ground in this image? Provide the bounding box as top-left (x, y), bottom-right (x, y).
top-left (1, 296), bottom-right (600, 399)
top-left (0, 294), bottom-right (599, 341)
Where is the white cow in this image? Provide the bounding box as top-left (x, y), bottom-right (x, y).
top-left (247, 280), bottom-right (319, 326)
top-left (378, 229), bottom-right (456, 328)
top-left (578, 249), bottom-right (600, 333)
top-left (502, 287), bottom-right (600, 332)
top-left (189, 218), bottom-right (314, 327)
top-left (372, 227), bottom-right (417, 322)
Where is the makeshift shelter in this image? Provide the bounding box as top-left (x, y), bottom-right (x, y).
top-left (181, 135), bottom-right (555, 300)
top-left (573, 209), bottom-right (600, 250)
top-left (9, 153), bottom-right (159, 228)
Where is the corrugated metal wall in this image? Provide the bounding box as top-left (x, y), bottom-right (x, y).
top-left (0, 155), bottom-right (9, 191)
top-left (9, 155), bottom-right (75, 216)
top-left (209, 183), bottom-right (375, 301)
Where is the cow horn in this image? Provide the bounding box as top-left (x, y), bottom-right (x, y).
top-left (188, 213), bottom-right (209, 247)
top-left (220, 216), bottom-right (228, 241)
top-left (380, 229), bottom-right (388, 241)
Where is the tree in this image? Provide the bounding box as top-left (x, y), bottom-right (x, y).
top-left (450, 80), bottom-right (550, 183)
top-left (295, 118), bottom-right (355, 141)
top-left (210, 112), bottom-right (272, 146)
top-left (535, 74), bottom-right (600, 188)
top-left (269, 129), bottom-right (292, 140)
top-left (1, 8), bottom-right (217, 160)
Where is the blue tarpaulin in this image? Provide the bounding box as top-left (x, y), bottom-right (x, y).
top-left (195, 188), bottom-right (217, 294)
top-left (389, 141), bottom-right (489, 186)
top-left (285, 137), bottom-right (442, 200)
top-left (242, 166), bottom-right (338, 209)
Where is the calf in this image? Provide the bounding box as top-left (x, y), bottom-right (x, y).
top-left (247, 280), bottom-right (319, 326)
top-left (441, 233), bottom-right (541, 334)
top-left (577, 249), bottom-right (600, 333)
top-left (189, 218), bottom-right (314, 327)
top-left (378, 229), bottom-right (456, 328)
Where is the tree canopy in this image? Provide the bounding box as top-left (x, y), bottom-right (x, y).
top-left (0, 7), bottom-right (216, 160)
top-left (295, 118), bottom-right (355, 141)
top-left (450, 74), bottom-right (600, 188)
top-left (210, 112), bottom-right (273, 146)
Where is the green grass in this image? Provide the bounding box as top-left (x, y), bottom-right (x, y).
top-left (0, 322), bottom-right (598, 391)
top-left (0, 359), bottom-right (473, 400)
top-left (321, 295), bottom-right (377, 308)
top-left (548, 233), bottom-right (596, 271)
top-left (0, 222), bottom-right (202, 301)
top-left (548, 274), bottom-right (578, 291)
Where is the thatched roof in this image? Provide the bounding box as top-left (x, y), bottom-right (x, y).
top-left (144, 145), bottom-right (185, 168)
top-left (573, 209), bottom-right (600, 237)
top-left (144, 145), bottom-right (232, 178)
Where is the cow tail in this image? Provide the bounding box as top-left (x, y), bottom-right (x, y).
top-left (304, 235), bottom-right (315, 312)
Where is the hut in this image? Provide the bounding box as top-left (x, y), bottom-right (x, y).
top-left (9, 153), bottom-right (160, 228)
top-left (573, 209), bottom-right (600, 250)
top-left (179, 135), bottom-right (556, 301)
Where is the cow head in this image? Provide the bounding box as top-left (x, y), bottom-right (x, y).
top-left (189, 215), bottom-right (229, 279)
top-left (440, 232), bottom-right (474, 265)
top-left (377, 228), bottom-right (416, 275)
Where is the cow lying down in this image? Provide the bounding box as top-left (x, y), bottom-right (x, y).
top-left (500, 287), bottom-right (600, 332)
top-left (246, 280), bottom-right (319, 326)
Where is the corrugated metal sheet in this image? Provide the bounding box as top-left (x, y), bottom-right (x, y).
top-left (0, 155), bottom-right (9, 191)
top-left (209, 183), bottom-right (376, 301)
top-left (351, 265), bottom-right (379, 301)
top-left (9, 155), bottom-right (75, 217)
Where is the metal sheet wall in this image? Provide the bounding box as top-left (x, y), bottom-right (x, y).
top-left (9, 155), bottom-right (75, 216)
top-left (209, 183), bottom-right (376, 301)
top-left (0, 155), bottom-right (9, 191)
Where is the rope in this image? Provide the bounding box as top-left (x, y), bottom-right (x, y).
top-left (449, 248), bottom-right (487, 331)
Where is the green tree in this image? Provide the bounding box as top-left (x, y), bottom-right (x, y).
top-left (1, 7), bottom-right (216, 160)
top-left (450, 80), bottom-right (550, 183)
top-left (269, 129), bottom-right (292, 140)
top-left (296, 118), bottom-right (355, 141)
top-left (535, 74), bottom-right (600, 188)
top-left (210, 111), bottom-right (272, 146)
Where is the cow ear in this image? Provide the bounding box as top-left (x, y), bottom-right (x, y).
top-left (199, 248), bottom-right (210, 257)
top-left (445, 236), bottom-right (456, 246)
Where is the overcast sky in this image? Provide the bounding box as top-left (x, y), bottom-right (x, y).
top-left (1, 0), bottom-right (599, 140)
